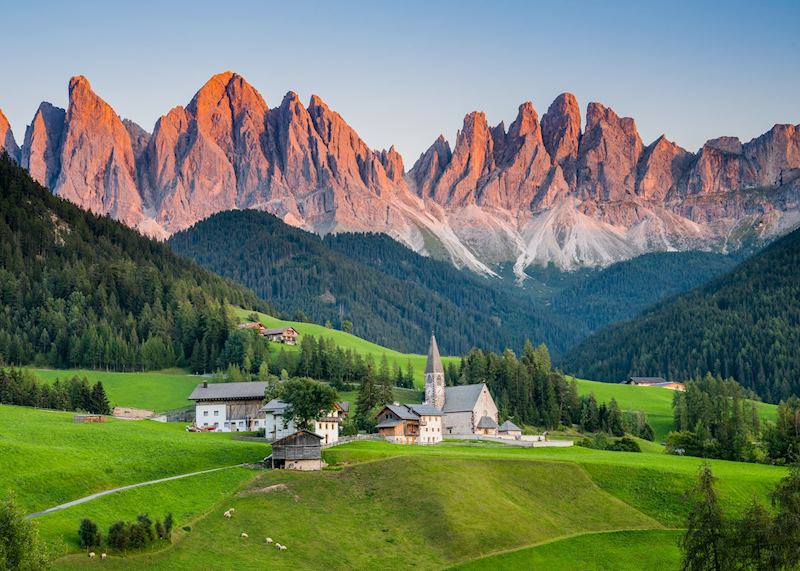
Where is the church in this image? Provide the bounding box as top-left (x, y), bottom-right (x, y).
top-left (424, 334), bottom-right (499, 436)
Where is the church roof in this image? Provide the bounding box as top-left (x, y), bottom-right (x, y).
top-left (477, 415), bottom-right (499, 429)
top-left (425, 334), bottom-right (444, 375)
top-left (407, 404), bottom-right (443, 417)
top-left (442, 383), bottom-right (487, 413)
top-left (499, 420), bottom-right (521, 432)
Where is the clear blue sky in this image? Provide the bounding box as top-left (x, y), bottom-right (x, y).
top-left (2, 0), bottom-right (798, 162)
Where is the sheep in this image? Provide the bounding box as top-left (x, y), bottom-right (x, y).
top-left (101, 553), bottom-right (107, 560)
top-left (265, 537), bottom-right (273, 544)
top-left (224, 512), bottom-right (232, 518)
top-left (241, 532), bottom-right (249, 538)
top-left (279, 545), bottom-right (287, 551)
top-left (228, 508), bottom-right (235, 513)
top-left (88, 552), bottom-right (96, 558)
top-left (275, 543), bottom-right (282, 549)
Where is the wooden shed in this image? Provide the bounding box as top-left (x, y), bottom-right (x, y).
top-left (267, 430), bottom-right (323, 471)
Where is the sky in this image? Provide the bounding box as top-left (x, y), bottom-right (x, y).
top-left (2, 0), bottom-right (798, 162)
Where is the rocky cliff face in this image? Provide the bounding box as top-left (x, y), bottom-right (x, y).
top-left (5, 73), bottom-right (800, 276)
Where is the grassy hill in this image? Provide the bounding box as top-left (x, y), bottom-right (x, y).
top-left (43, 439), bottom-right (786, 570)
top-left (563, 225), bottom-right (800, 402)
top-left (0, 405), bottom-right (265, 514)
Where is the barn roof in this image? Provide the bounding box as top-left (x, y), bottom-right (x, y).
top-left (376, 419), bottom-right (401, 429)
top-left (425, 334), bottom-right (444, 375)
top-left (188, 381), bottom-right (268, 401)
top-left (263, 327), bottom-right (295, 336)
top-left (499, 420), bottom-right (521, 432)
top-left (261, 398), bottom-right (289, 413)
top-left (271, 430), bottom-right (322, 446)
top-left (443, 383), bottom-right (486, 413)
top-left (477, 415), bottom-right (499, 429)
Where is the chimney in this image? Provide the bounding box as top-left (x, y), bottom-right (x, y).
top-left (203, 381), bottom-right (208, 388)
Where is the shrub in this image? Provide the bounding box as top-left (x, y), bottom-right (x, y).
top-left (608, 436), bottom-right (641, 453)
top-left (78, 518), bottom-right (101, 548)
top-left (107, 521), bottom-right (130, 551)
top-left (0, 498), bottom-right (49, 569)
top-left (164, 513), bottom-right (174, 541)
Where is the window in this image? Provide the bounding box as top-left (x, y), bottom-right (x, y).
top-left (203, 411), bottom-right (209, 417)
top-left (213, 410), bottom-right (219, 416)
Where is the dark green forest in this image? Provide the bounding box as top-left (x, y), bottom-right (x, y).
top-left (563, 226), bottom-right (800, 402)
top-left (0, 154), bottom-right (269, 370)
top-left (168, 210), bottom-right (580, 355)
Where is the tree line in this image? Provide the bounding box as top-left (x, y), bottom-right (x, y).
top-left (0, 154), bottom-right (270, 373)
top-left (0, 367), bottom-right (110, 415)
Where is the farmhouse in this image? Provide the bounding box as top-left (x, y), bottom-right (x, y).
top-left (266, 430), bottom-right (323, 471)
top-left (236, 322), bottom-right (299, 345)
top-left (188, 381), bottom-right (268, 432)
top-left (262, 399), bottom-right (346, 444)
top-left (623, 376), bottom-right (686, 391)
top-left (263, 327), bottom-right (298, 345)
top-left (375, 403), bottom-right (443, 444)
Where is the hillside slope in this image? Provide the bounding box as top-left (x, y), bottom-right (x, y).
top-left (563, 226), bottom-right (800, 402)
top-left (169, 210), bottom-right (579, 354)
top-left (0, 154), bottom-right (268, 370)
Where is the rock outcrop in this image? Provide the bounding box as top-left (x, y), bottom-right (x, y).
top-left (4, 72), bottom-right (800, 276)
top-left (0, 109), bottom-right (20, 163)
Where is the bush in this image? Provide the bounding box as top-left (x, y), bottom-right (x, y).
top-left (0, 498), bottom-right (49, 569)
top-left (107, 521), bottom-right (130, 551)
top-left (78, 518), bottom-right (101, 548)
top-left (608, 436), bottom-right (641, 453)
top-left (340, 417), bottom-right (359, 437)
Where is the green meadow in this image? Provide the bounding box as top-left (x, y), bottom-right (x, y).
top-left (0, 405), bottom-right (265, 514)
top-left (32, 368), bottom-right (200, 412)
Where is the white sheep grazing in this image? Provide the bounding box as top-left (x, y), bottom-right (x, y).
top-left (228, 508), bottom-right (235, 513)
top-left (279, 545), bottom-right (287, 551)
top-left (224, 512), bottom-right (232, 518)
top-left (88, 552), bottom-right (96, 558)
top-left (265, 537), bottom-right (273, 544)
top-left (101, 553), bottom-right (107, 560)
top-left (241, 532), bottom-right (249, 538)
top-left (275, 543), bottom-right (282, 549)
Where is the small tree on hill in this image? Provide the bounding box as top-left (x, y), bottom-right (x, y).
top-left (681, 464), bottom-right (727, 571)
top-left (0, 497), bottom-right (49, 569)
top-left (89, 382), bottom-right (110, 415)
top-left (78, 518), bottom-right (101, 549)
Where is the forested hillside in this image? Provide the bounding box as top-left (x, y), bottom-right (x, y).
top-left (168, 210), bottom-right (580, 355)
top-left (562, 226), bottom-right (800, 402)
top-left (0, 154), bottom-right (269, 370)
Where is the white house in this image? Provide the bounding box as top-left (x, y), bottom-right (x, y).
top-left (188, 381), bottom-right (268, 432)
top-left (375, 403), bottom-right (443, 445)
top-left (262, 399), bottom-right (346, 444)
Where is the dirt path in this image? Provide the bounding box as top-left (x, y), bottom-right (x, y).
top-left (25, 464), bottom-right (244, 519)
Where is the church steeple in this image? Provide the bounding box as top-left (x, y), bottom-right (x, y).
top-left (424, 333), bottom-right (446, 409)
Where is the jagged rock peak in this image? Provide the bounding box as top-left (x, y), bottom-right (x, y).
top-left (0, 108), bottom-right (20, 163)
top-left (541, 93), bottom-right (581, 185)
top-left (508, 101), bottom-right (540, 138)
top-left (379, 145), bottom-right (404, 181)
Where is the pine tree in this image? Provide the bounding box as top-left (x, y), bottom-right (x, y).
top-left (681, 465), bottom-right (727, 571)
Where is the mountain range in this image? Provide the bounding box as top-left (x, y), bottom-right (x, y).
top-left (1, 72), bottom-right (799, 276)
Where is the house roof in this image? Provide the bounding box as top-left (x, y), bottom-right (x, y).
top-left (477, 415), bottom-right (499, 429)
top-left (271, 430), bottom-right (322, 446)
top-left (425, 334), bottom-right (444, 375)
top-left (442, 383), bottom-right (486, 413)
top-left (338, 401), bottom-right (350, 413)
top-left (264, 327), bottom-right (295, 336)
top-left (261, 398), bottom-right (289, 413)
top-left (375, 419), bottom-right (401, 429)
top-left (499, 420), bottom-right (521, 432)
top-left (628, 376), bottom-right (667, 384)
top-left (188, 381), bottom-right (268, 401)
top-left (385, 404), bottom-right (419, 420)
top-left (407, 404), bottom-right (443, 417)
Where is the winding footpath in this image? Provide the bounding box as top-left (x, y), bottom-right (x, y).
top-left (25, 464), bottom-right (243, 519)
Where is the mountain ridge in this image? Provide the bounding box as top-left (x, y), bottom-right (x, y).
top-left (2, 72), bottom-right (799, 274)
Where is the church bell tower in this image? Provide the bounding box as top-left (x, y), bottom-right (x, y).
top-left (424, 333), bottom-right (446, 409)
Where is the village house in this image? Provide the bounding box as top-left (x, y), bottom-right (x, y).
top-left (375, 403), bottom-right (443, 445)
top-left (266, 430), bottom-right (323, 471)
top-left (498, 420), bottom-right (522, 438)
top-left (261, 399), bottom-right (346, 444)
top-left (623, 376), bottom-right (686, 391)
top-left (188, 381), bottom-right (268, 432)
top-left (236, 322), bottom-right (299, 345)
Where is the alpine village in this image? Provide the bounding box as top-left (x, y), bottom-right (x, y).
top-left (2, 2), bottom-right (800, 570)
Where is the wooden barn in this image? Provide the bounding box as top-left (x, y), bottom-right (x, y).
top-left (267, 430), bottom-right (323, 471)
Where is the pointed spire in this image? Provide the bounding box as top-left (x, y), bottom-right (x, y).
top-left (425, 333), bottom-right (444, 375)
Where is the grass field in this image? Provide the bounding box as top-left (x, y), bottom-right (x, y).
top-left (0, 405), bottom-right (266, 514)
top-left (573, 377), bottom-right (777, 440)
top-left (231, 307), bottom-right (460, 386)
top-left (451, 529), bottom-right (683, 570)
top-left (52, 456), bottom-right (661, 570)
top-left (32, 368), bottom-right (200, 412)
